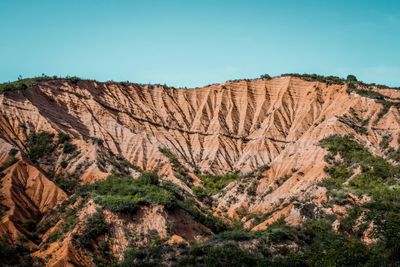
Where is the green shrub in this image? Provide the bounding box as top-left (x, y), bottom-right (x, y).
top-left (8, 148), bottom-right (19, 157)
top-left (193, 186), bottom-right (209, 201)
top-left (61, 207), bottom-right (78, 232)
top-left (63, 143), bottom-right (77, 154)
top-left (177, 198), bottom-right (228, 233)
top-left (197, 173), bottom-right (239, 197)
top-left (0, 156), bottom-right (18, 172)
top-left (55, 175), bottom-right (80, 194)
top-left (91, 137), bottom-right (104, 145)
top-left (47, 230), bottom-right (62, 243)
top-left (119, 246), bottom-right (169, 267)
top-left (180, 242), bottom-right (259, 266)
top-left (352, 88), bottom-right (385, 100)
top-left (110, 157), bottom-right (142, 174)
top-left (387, 148), bottom-right (400, 162)
top-left (139, 171), bottom-right (160, 185)
top-left (159, 147), bottom-right (194, 187)
top-left (380, 212), bottom-right (400, 257)
top-left (379, 135), bottom-right (392, 150)
top-left (27, 131), bottom-right (54, 161)
top-left (57, 132), bottom-right (71, 144)
top-left (346, 74), bottom-right (358, 82)
top-left (57, 132), bottom-right (77, 154)
top-left (376, 102), bottom-right (392, 122)
top-left (0, 240), bottom-right (42, 266)
top-left (77, 211), bottom-right (108, 247)
top-left (260, 74), bottom-right (271, 79)
top-left (212, 229), bottom-right (256, 241)
top-left (60, 160), bottom-right (68, 168)
top-left (116, 217), bottom-right (385, 266)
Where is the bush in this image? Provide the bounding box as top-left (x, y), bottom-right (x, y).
top-left (346, 74), bottom-right (358, 82)
top-left (55, 175), bottom-right (80, 194)
top-left (47, 230), bottom-right (62, 243)
top-left (380, 212), bottom-right (400, 257)
top-left (0, 240), bottom-right (40, 266)
top-left (60, 160), bottom-right (68, 168)
top-left (212, 229), bottom-right (256, 241)
top-left (27, 131), bottom-right (54, 161)
top-left (193, 186), bottom-right (209, 201)
top-left (63, 143), bottom-right (77, 154)
top-left (159, 147), bottom-right (194, 187)
top-left (177, 198), bottom-right (228, 233)
top-left (260, 74), bottom-right (271, 79)
top-left (91, 137), bottom-right (104, 145)
top-left (180, 243), bottom-right (259, 266)
top-left (119, 247), bottom-right (169, 267)
top-left (57, 132), bottom-right (77, 154)
top-left (139, 171), bottom-right (159, 185)
top-left (197, 173), bottom-right (239, 197)
top-left (77, 211), bottom-right (108, 247)
top-left (8, 148), bottom-right (19, 157)
top-left (57, 132), bottom-right (71, 144)
top-left (0, 156), bottom-right (18, 172)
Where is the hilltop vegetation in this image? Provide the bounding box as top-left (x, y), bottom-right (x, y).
top-left (1, 73), bottom-right (398, 95)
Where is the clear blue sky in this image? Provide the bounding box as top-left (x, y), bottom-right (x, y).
top-left (1, 0), bottom-right (399, 87)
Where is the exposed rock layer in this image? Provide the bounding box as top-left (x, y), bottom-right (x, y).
top-left (0, 76), bottom-right (399, 265)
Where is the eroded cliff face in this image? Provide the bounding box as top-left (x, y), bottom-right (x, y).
top-left (0, 76), bottom-right (399, 266)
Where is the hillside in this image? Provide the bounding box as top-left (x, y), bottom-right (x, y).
top-left (0, 75), bottom-right (399, 266)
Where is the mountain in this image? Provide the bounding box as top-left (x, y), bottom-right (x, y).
top-left (0, 75), bottom-right (399, 266)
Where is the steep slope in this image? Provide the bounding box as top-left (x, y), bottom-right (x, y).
top-left (0, 75), bottom-right (399, 266)
top-left (0, 77), bottom-right (362, 174)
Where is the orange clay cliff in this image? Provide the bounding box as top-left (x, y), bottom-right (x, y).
top-left (0, 75), bottom-right (399, 266)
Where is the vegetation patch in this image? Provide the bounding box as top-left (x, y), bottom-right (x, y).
top-left (110, 154), bottom-right (142, 175)
top-left (116, 135), bottom-right (400, 266)
top-left (27, 131), bottom-right (55, 161)
top-left (347, 87), bottom-right (400, 122)
top-left (280, 73), bottom-right (345, 84)
top-left (159, 147), bottom-right (194, 187)
top-left (0, 75), bottom-right (86, 93)
top-left (194, 172), bottom-right (239, 199)
top-left (338, 108), bottom-right (369, 135)
top-left (119, 218), bottom-right (384, 266)
top-left (320, 134), bottom-right (400, 261)
top-left (81, 171), bottom-right (228, 234)
top-left (57, 132), bottom-right (77, 154)
top-left (0, 76), bottom-right (52, 92)
top-left (0, 240), bottom-right (44, 266)
top-left (90, 136), bottom-right (104, 145)
top-left (75, 210), bottom-right (108, 247)
top-left (84, 172), bottom-right (176, 214)
top-left (379, 134), bottom-right (400, 163)
top-left (0, 148), bottom-right (19, 172)
top-left (55, 174), bottom-right (80, 194)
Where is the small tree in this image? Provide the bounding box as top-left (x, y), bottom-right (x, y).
top-left (260, 74), bottom-right (271, 80)
top-left (346, 75), bottom-right (357, 82)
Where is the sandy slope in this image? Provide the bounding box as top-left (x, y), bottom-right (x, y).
top-left (0, 76), bottom-right (399, 265)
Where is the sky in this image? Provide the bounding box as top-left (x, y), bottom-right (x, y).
top-left (1, 0), bottom-right (400, 87)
